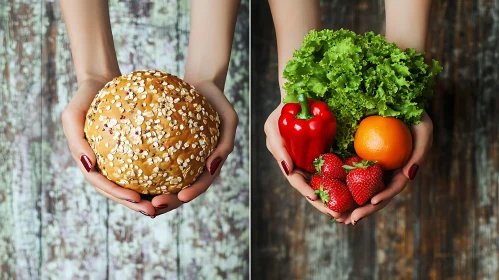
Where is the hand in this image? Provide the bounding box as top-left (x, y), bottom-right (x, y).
top-left (265, 105), bottom-right (344, 218)
top-left (150, 80), bottom-right (238, 217)
top-left (336, 111), bottom-right (433, 225)
top-left (62, 78), bottom-right (157, 218)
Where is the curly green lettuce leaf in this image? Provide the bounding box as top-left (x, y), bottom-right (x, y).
top-left (283, 29), bottom-right (442, 158)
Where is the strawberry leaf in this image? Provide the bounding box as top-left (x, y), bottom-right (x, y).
top-left (314, 183), bottom-right (330, 207)
top-left (313, 155), bottom-right (324, 175)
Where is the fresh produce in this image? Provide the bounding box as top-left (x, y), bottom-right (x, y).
top-left (313, 153), bottom-right (346, 180)
top-left (314, 178), bottom-right (354, 213)
top-left (282, 29), bottom-right (441, 157)
top-left (310, 174), bottom-right (323, 191)
top-left (278, 94), bottom-right (337, 172)
top-left (344, 155), bottom-right (362, 168)
top-left (343, 160), bottom-right (384, 205)
top-left (354, 116), bottom-right (413, 170)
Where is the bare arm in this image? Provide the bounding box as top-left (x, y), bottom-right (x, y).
top-left (59, 0), bottom-right (121, 84)
top-left (385, 0), bottom-right (431, 52)
top-left (269, 0), bottom-right (321, 97)
top-left (184, 0), bottom-right (240, 90)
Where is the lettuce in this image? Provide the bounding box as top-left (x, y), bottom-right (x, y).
top-left (283, 29), bottom-right (442, 158)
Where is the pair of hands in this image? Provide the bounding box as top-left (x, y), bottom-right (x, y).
top-left (265, 104), bottom-right (433, 225)
top-left (62, 76), bottom-right (238, 218)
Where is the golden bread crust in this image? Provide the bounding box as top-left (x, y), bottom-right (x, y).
top-left (84, 70), bottom-right (220, 194)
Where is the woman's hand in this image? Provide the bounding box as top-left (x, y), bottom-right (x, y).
top-left (62, 78), bottom-right (157, 217)
top-left (150, 80), bottom-right (238, 217)
top-left (336, 111), bottom-right (433, 225)
top-left (265, 105), bottom-right (346, 218)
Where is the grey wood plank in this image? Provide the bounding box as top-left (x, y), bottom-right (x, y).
top-left (0, 1), bottom-right (43, 279)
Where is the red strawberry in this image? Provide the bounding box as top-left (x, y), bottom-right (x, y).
top-left (344, 156), bottom-right (362, 167)
top-left (310, 174), bottom-right (323, 191)
top-left (314, 178), bottom-right (354, 213)
top-left (313, 154), bottom-right (346, 180)
top-left (343, 160), bottom-right (383, 205)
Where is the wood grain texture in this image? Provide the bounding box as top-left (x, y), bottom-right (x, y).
top-left (251, 0), bottom-right (499, 279)
top-left (0, 0), bottom-right (249, 279)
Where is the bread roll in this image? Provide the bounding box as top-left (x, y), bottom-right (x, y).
top-left (84, 70), bottom-right (220, 194)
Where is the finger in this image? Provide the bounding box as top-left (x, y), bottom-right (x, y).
top-left (62, 107), bottom-right (98, 173)
top-left (264, 119), bottom-right (294, 176)
top-left (177, 170), bottom-right (217, 203)
top-left (305, 198), bottom-right (341, 219)
top-left (403, 111), bottom-right (433, 180)
top-left (370, 171), bottom-right (409, 205)
top-left (288, 172), bottom-right (318, 201)
top-left (151, 194), bottom-right (184, 216)
top-left (93, 187), bottom-right (156, 216)
top-left (350, 199), bottom-right (391, 225)
top-left (335, 212), bottom-right (352, 224)
top-left (76, 162), bottom-right (142, 203)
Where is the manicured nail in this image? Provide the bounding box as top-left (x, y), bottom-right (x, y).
top-left (125, 199), bottom-right (137, 203)
top-left (150, 216), bottom-right (156, 219)
top-left (80, 155), bottom-right (92, 172)
top-left (408, 164), bottom-right (419, 180)
top-left (209, 157), bottom-right (223, 175)
top-left (139, 211), bottom-right (149, 216)
top-left (373, 200), bottom-right (383, 205)
top-left (281, 160), bottom-right (290, 176)
top-left (154, 204), bottom-right (168, 209)
top-left (306, 196), bottom-right (314, 201)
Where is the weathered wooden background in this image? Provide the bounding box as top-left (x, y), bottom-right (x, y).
top-left (252, 0), bottom-right (499, 279)
top-left (0, 0), bottom-right (249, 279)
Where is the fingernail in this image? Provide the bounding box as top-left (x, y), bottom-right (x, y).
top-left (154, 204), bottom-right (168, 209)
top-left (326, 213), bottom-right (332, 217)
top-left (408, 164), bottom-right (419, 180)
top-left (80, 155), bottom-right (92, 172)
top-left (209, 157), bottom-right (223, 175)
top-left (281, 160), bottom-right (290, 176)
top-left (306, 196), bottom-right (314, 201)
top-left (150, 216), bottom-right (156, 219)
top-left (125, 199), bottom-right (137, 203)
top-left (139, 211), bottom-right (149, 216)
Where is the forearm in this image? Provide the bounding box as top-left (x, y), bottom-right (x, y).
top-left (59, 0), bottom-right (120, 85)
top-left (184, 0), bottom-right (240, 91)
top-left (269, 0), bottom-right (321, 98)
top-left (385, 0), bottom-right (432, 52)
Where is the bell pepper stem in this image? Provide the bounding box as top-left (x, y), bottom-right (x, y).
top-left (295, 94), bottom-right (313, 120)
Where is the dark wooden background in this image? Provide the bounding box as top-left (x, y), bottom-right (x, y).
top-left (0, 0), bottom-right (248, 279)
top-left (252, 0), bottom-right (499, 279)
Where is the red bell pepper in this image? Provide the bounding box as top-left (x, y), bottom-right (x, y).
top-left (278, 94), bottom-right (336, 173)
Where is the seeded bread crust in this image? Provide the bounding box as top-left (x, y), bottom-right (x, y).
top-left (84, 70), bottom-right (220, 194)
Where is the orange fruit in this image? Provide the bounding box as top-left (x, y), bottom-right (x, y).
top-left (354, 116), bottom-right (413, 170)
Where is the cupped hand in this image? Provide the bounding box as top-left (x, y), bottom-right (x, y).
top-left (62, 78), bottom-right (157, 218)
top-left (150, 80), bottom-right (238, 217)
top-left (337, 111), bottom-right (433, 225)
top-left (265, 105), bottom-right (346, 219)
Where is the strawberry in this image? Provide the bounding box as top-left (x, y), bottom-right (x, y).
top-left (343, 160), bottom-right (383, 205)
top-left (313, 153), bottom-right (346, 180)
top-left (310, 174), bottom-right (323, 191)
top-left (344, 155), bottom-right (362, 167)
top-left (314, 178), bottom-right (354, 213)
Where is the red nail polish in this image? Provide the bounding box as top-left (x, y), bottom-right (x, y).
top-left (125, 199), bottom-right (137, 203)
top-left (80, 155), bottom-right (92, 172)
top-left (281, 160), bottom-right (290, 176)
top-left (139, 211), bottom-right (149, 216)
top-left (209, 157), bottom-right (223, 175)
top-left (408, 164), bottom-right (419, 180)
top-left (306, 196), bottom-right (314, 201)
top-left (154, 204), bottom-right (168, 209)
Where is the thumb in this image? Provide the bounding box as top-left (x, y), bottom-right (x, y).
top-left (403, 112), bottom-right (433, 180)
